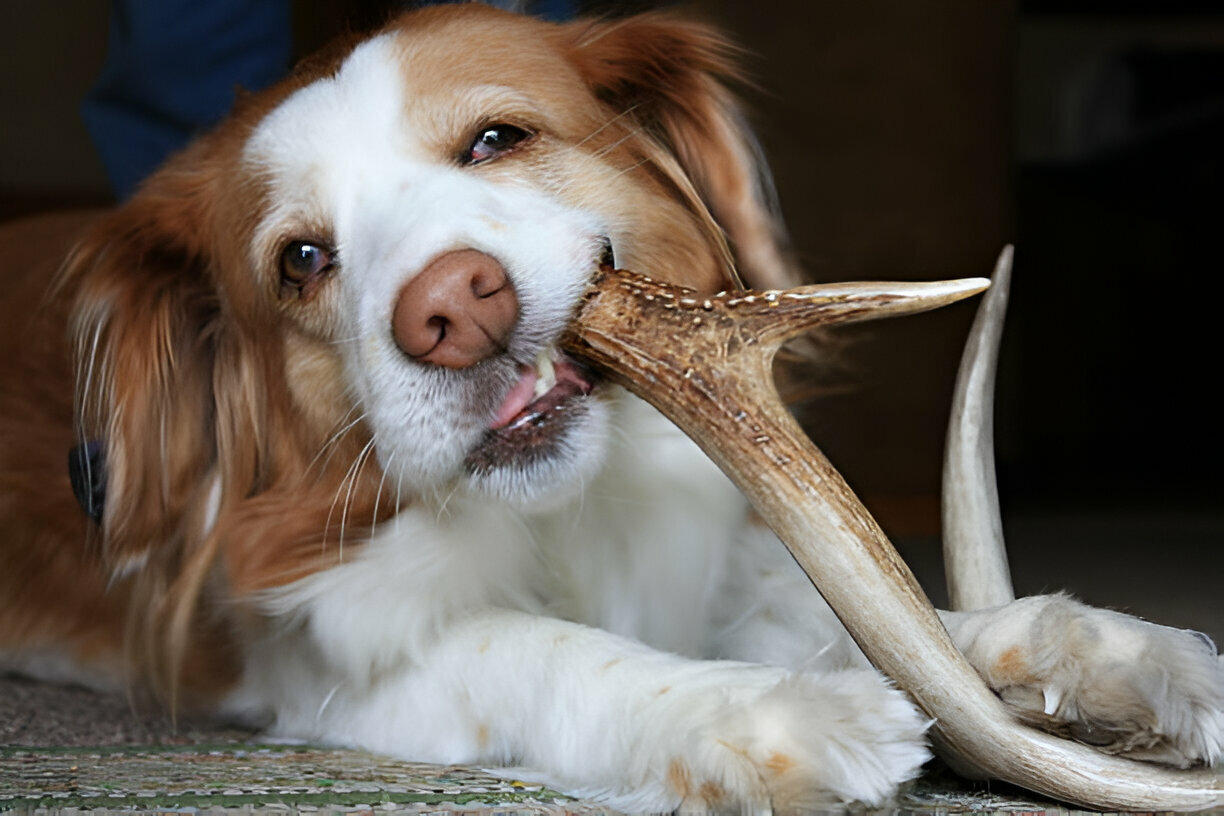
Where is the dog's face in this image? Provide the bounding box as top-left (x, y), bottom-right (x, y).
top-left (66, 5), bottom-right (793, 582)
top-left (244, 9), bottom-right (717, 506)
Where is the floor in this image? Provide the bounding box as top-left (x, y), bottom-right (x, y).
top-left (8, 679), bottom-right (1214, 814)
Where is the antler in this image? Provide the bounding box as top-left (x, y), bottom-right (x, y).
top-left (560, 254), bottom-right (1221, 811)
top-left (942, 246), bottom-right (1015, 611)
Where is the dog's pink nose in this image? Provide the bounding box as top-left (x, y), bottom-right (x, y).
top-left (392, 249), bottom-right (519, 368)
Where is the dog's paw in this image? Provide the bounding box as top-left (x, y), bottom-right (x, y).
top-left (657, 669), bottom-right (931, 812)
top-left (959, 594), bottom-right (1223, 768)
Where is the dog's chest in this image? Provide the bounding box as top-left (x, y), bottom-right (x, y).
top-left (529, 398), bottom-right (746, 655)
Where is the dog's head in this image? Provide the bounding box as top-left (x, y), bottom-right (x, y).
top-left (66, 5), bottom-right (797, 597)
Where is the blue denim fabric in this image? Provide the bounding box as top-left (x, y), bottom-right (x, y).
top-left (81, 1), bottom-right (292, 199)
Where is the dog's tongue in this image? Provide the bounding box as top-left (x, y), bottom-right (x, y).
top-left (490, 358), bottom-right (592, 430)
top-left (492, 366), bottom-right (540, 429)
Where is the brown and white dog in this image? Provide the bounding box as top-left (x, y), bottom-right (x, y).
top-left (0, 5), bottom-right (1219, 810)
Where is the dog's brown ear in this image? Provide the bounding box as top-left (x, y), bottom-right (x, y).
top-left (566, 13), bottom-right (799, 290)
top-left (63, 141), bottom-right (224, 576)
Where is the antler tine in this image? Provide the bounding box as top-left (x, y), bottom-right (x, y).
top-left (943, 245), bottom-right (1016, 611)
top-left (589, 270), bottom-right (990, 354)
top-left (562, 262), bottom-right (1222, 812)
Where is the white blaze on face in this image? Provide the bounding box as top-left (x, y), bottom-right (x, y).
top-left (243, 33), bottom-right (613, 506)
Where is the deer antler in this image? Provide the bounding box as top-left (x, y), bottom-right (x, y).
top-left (560, 253), bottom-right (1221, 811)
top-left (942, 247), bottom-right (1015, 611)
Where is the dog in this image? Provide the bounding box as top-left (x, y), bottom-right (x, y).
top-left (0, 5), bottom-right (1219, 811)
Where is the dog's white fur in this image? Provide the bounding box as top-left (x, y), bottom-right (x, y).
top-left (0, 6), bottom-right (1219, 812)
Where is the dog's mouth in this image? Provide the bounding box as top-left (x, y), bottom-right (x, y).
top-left (464, 349), bottom-right (597, 474)
top-left (464, 243), bottom-right (612, 479)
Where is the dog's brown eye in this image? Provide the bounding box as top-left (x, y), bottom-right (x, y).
top-left (280, 240), bottom-right (335, 298)
top-left (466, 124), bottom-right (531, 164)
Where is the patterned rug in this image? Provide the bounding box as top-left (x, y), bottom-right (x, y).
top-left (0, 742), bottom-right (1084, 814)
top-left (0, 744), bottom-right (601, 813)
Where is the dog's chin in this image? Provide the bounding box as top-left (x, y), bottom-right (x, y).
top-left (463, 387), bottom-right (611, 511)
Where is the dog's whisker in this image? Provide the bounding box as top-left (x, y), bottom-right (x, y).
top-left (321, 474), bottom-right (350, 557)
top-left (435, 482), bottom-right (462, 523)
top-left (327, 400), bottom-right (368, 439)
top-left (321, 441), bottom-right (367, 556)
top-left (307, 404), bottom-right (369, 476)
top-left (328, 333), bottom-right (364, 347)
top-left (610, 156), bottom-right (652, 180)
top-left (332, 436), bottom-right (378, 562)
top-left (316, 682), bottom-right (344, 724)
top-left (574, 103), bottom-right (643, 149)
top-left (392, 459), bottom-right (405, 536)
top-left (343, 436), bottom-right (380, 557)
top-left (590, 126), bottom-right (644, 161)
top-left (371, 449), bottom-right (393, 529)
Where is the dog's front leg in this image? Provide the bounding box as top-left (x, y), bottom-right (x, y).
top-left (274, 606), bottom-right (928, 812)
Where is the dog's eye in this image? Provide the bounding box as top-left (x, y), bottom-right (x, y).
top-left (280, 240), bottom-right (335, 297)
top-left (465, 124), bottom-right (532, 165)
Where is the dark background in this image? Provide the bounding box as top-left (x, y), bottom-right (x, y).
top-left (2, 1), bottom-right (1220, 642)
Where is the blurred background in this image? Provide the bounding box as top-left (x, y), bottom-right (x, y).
top-left (2, 0), bottom-right (1220, 642)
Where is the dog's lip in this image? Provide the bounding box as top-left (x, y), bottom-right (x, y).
top-left (490, 353), bottom-right (594, 431)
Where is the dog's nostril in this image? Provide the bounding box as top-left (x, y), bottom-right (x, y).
top-left (425, 315), bottom-right (448, 339)
top-left (393, 249), bottom-right (519, 369)
top-left (472, 269), bottom-right (507, 300)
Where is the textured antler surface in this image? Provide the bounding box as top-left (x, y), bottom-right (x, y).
top-left (561, 262), bottom-right (1221, 811)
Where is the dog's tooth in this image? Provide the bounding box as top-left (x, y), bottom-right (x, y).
top-left (533, 350), bottom-right (556, 398)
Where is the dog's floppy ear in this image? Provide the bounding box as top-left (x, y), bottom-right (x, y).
top-left (63, 142), bottom-right (223, 575)
top-left (566, 13), bottom-right (799, 290)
